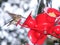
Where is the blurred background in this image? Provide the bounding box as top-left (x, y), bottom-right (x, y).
top-left (0, 0), bottom-right (59, 45)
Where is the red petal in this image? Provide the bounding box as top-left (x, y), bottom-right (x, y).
top-left (28, 30), bottom-right (42, 44)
